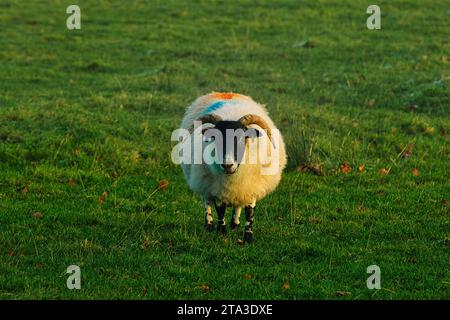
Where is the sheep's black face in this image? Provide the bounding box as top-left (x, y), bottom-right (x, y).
top-left (203, 121), bottom-right (261, 175)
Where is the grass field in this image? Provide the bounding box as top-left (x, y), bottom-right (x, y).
top-left (0, 0), bottom-right (449, 299)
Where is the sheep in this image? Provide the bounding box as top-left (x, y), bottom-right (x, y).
top-left (176, 92), bottom-right (287, 243)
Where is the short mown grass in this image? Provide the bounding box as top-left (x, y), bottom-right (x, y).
top-left (0, 0), bottom-right (449, 299)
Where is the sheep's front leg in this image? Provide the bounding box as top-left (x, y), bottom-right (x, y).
top-left (204, 200), bottom-right (214, 232)
top-left (243, 202), bottom-right (256, 243)
top-left (214, 201), bottom-right (227, 234)
top-left (230, 207), bottom-right (241, 229)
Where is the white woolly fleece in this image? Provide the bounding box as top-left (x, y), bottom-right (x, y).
top-left (180, 92), bottom-right (287, 207)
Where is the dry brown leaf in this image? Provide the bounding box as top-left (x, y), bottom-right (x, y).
top-left (99, 191), bottom-right (108, 204)
top-left (339, 162), bottom-right (352, 174)
top-left (441, 199), bottom-right (448, 206)
top-left (357, 204), bottom-right (368, 212)
top-left (336, 291), bottom-right (352, 297)
top-left (412, 168), bottom-right (420, 177)
top-left (22, 186), bottom-right (29, 194)
top-left (368, 99), bottom-right (376, 107)
top-left (379, 168), bottom-right (390, 176)
top-left (158, 179), bottom-right (169, 190)
top-left (309, 217), bottom-right (321, 224)
top-left (401, 144), bottom-right (414, 158)
top-left (358, 164), bottom-right (365, 172)
top-left (68, 179), bottom-right (77, 187)
top-left (282, 282), bottom-right (290, 290)
top-left (236, 239), bottom-right (245, 245)
top-left (243, 274), bottom-right (252, 280)
top-left (200, 284), bottom-right (210, 292)
top-left (32, 211), bottom-right (43, 219)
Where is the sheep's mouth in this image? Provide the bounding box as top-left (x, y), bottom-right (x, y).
top-left (221, 165), bottom-right (238, 174)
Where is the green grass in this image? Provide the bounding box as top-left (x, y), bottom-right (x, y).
top-left (0, 0), bottom-right (449, 299)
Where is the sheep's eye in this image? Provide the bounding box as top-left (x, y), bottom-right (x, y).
top-left (203, 136), bottom-right (214, 143)
top-left (202, 129), bottom-right (215, 143)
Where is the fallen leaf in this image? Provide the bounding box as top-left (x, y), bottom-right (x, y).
top-left (243, 274), bottom-right (252, 280)
top-left (8, 250), bottom-right (14, 257)
top-left (336, 291), bottom-right (352, 297)
top-left (32, 211), bottom-right (43, 219)
top-left (200, 284), bottom-right (210, 292)
top-left (401, 144), bottom-right (414, 158)
top-left (308, 217), bottom-right (321, 224)
top-left (356, 204), bottom-right (368, 212)
top-left (339, 162), bottom-right (352, 174)
top-left (142, 287), bottom-right (148, 296)
top-left (21, 186), bottom-right (29, 194)
top-left (236, 239), bottom-right (245, 245)
top-left (358, 164), bottom-right (365, 172)
top-left (412, 168), bottom-right (420, 177)
top-left (441, 199), bottom-right (448, 206)
top-left (99, 191), bottom-right (108, 204)
top-left (379, 168), bottom-right (390, 176)
top-left (368, 99), bottom-right (376, 107)
top-left (158, 179), bottom-right (169, 190)
top-left (282, 282), bottom-right (290, 290)
top-left (68, 179), bottom-right (77, 187)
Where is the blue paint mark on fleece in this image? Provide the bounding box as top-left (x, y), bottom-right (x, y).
top-left (201, 100), bottom-right (237, 116)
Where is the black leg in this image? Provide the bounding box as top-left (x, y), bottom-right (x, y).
top-left (215, 202), bottom-right (227, 234)
top-left (243, 205), bottom-right (255, 243)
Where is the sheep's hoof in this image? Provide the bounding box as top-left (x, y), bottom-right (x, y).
top-left (217, 224), bottom-right (227, 235)
top-left (205, 223), bottom-right (215, 232)
top-left (229, 221), bottom-right (240, 230)
top-left (243, 231), bottom-right (253, 243)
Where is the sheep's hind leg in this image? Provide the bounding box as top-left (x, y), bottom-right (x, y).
top-left (204, 200), bottom-right (214, 232)
top-left (230, 207), bottom-right (241, 229)
top-left (243, 203), bottom-right (256, 243)
top-left (214, 201), bottom-right (227, 234)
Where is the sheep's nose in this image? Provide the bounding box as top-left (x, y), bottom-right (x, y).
top-left (221, 163), bottom-right (236, 174)
top-left (221, 164), bottom-right (233, 170)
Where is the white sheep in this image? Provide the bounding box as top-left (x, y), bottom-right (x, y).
top-left (178, 92), bottom-right (287, 242)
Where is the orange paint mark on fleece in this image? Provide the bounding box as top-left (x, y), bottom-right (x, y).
top-left (210, 92), bottom-right (243, 100)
